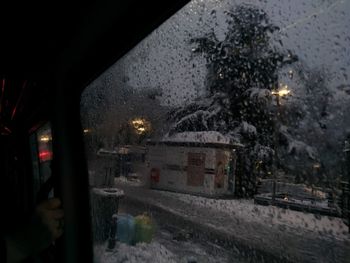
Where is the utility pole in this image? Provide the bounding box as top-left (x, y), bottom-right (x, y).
top-left (343, 134), bottom-right (350, 233)
top-left (271, 85), bottom-right (290, 204)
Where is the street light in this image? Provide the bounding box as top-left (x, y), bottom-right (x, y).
top-left (40, 135), bottom-right (51, 142)
top-left (131, 118), bottom-right (150, 135)
top-left (83, 128), bottom-right (91, 134)
top-left (271, 84), bottom-right (291, 204)
top-left (271, 85), bottom-right (291, 107)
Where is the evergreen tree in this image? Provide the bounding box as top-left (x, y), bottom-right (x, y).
top-left (167, 5), bottom-right (297, 196)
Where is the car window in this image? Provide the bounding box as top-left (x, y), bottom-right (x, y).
top-left (80, 1), bottom-right (350, 262)
top-left (29, 122), bottom-right (54, 201)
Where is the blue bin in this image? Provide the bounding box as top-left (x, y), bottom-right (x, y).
top-left (115, 214), bottom-right (135, 245)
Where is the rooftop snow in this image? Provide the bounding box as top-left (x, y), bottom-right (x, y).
top-left (162, 131), bottom-right (240, 145)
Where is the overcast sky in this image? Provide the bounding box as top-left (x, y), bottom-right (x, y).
top-left (84, 0), bottom-right (350, 107)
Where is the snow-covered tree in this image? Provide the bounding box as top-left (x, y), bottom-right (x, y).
top-left (167, 5), bottom-right (297, 196)
top-left (279, 64), bottom-right (350, 190)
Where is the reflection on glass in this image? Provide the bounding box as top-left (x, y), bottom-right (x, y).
top-left (37, 124), bottom-right (53, 164)
top-left (29, 123), bottom-right (54, 201)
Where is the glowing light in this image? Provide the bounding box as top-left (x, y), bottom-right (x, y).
top-left (39, 150), bottom-right (53, 162)
top-left (313, 163), bottom-right (321, 169)
top-left (40, 135), bottom-right (51, 142)
top-left (131, 118), bottom-right (151, 135)
top-left (83, 129), bottom-right (90, 134)
top-left (271, 85), bottom-right (291, 97)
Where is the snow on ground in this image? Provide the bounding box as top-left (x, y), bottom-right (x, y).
top-left (94, 242), bottom-right (177, 263)
top-left (114, 178), bottom-right (349, 240)
top-left (110, 180), bottom-right (349, 262)
top-left (156, 190), bottom-right (349, 241)
top-left (94, 236), bottom-right (232, 263)
top-left (115, 176), bottom-right (143, 187)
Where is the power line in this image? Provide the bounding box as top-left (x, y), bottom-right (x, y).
top-left (280, 0), bottom-right (345, 33)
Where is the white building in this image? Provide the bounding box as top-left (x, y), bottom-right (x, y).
top-left (146, 131), bottom-right (243, 197)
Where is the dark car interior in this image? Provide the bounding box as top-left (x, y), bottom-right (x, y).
top-left (0, 1), bottom-right (190, 262)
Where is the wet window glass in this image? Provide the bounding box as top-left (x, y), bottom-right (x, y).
top-left (29, 122), bottom-right (54, 200)
top-left (80, 1), bottom-right (350, 262)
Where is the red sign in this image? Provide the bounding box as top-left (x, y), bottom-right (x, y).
top-left (150, 168), bottom-right (160, 183)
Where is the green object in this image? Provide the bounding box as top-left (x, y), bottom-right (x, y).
top-left (134, 214), bottom-right (155, 243)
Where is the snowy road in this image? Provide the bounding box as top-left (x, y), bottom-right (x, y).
top-left (115, 196), bottom-right (245, 263)
top-left (113, 180), bottom-right (350, 263)
top-left (94, 229), bottom-right (235, 263)
top-left (94, 202), bottom-right (240, 263)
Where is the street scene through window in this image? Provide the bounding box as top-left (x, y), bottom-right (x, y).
top-left (80, 0), bottom-right (350, 262)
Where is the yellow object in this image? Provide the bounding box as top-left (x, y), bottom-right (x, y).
top-left (134, 213), bottom-right (155, 243)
